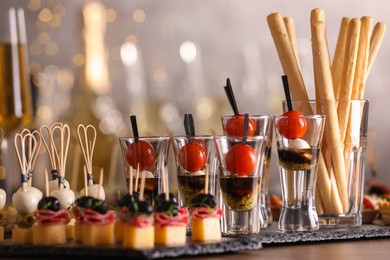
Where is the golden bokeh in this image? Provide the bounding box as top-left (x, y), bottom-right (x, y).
top-left (125, 35), bottom-right (138, 44)
top-left (153, 69), bottom-right (167, 83)
top-left (37, 32), bottom-right (50, 45)
top-left (44, 42), bottom-right (59, 56)
top-left (106, 9), bottom-right (117, 23)
top-left (72, 54), bottom-right (85, 66)
top-left (38, 8), bottom-right (53, 23)
top-left (133, 9), bottom-right (146, 23)
top-left (28, 0), bottom-right (41, 11)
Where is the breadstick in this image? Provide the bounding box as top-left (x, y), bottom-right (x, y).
top-left (366, 22), bottom-right (386, 80)
top-left (283, 17), bottom-right (300, 68)
top-left (332, 17), bottom-right (351, 100)
top-left (338, 19), bottom-right (361, 142)
top-left (267, 12), bottom-right (310, 113)
top-left (312, 21), bottom-right (348, 212)
top-left (352, 16), bottom-right (372, 99)
top-left (310, 9), bottom-right (344, 214)
top-left (310, 8), bottom-right (325, 108)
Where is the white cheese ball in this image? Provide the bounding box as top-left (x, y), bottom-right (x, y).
top-left (12, 187), bottom-right (43, 214)
top-left (48, 179), bottom-right (70, 194)
top-left (288, 138), bottom-right (311, 149)
top-left (79, 184), bottom-right (105, 200)
top-left (141, 170), bottom-right (155, 178)
top-left (0, 188), bottom-right (6, 210)
top-left (190, 170), bottom-right (205, 176)
top-left (50, 189), bottom-right (75, 209)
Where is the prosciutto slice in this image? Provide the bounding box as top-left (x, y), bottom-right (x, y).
top-left (80, 209), bottom-right (116, 225)
top-left (35, 209), bottom-right (69, 225)
top-left (191, 207), bottom-right (222, 219)
top-left (155, 207), bottom-right (189, 228)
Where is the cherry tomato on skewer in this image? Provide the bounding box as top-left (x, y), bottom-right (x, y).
top-left (225, 143), bottom-right (256, 176)
top-left (179, 142), bottom-right (207, 172)
top-left (126, 141), bottom-right (156, 170)
top-left (225, 114), bottom-right (257, 136)
top-left (277, 110), bottom-right (307, 139)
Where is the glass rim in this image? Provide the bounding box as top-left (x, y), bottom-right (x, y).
top-left (119, 136), bottom-right (171, 142)
top-left (274, 114), bottom-right (325, 120)
top-left (213, 135), bottom-right (267, 141)
top-left (283, 99), bottom-right (369, 104)
top-left (171, 135), bottom-right (215, 140)
top-left (221, 114), bottom-right (273, 119)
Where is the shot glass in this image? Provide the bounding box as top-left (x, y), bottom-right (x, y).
top-left (285, 100), bottom-right (369, 228)
top-left (171, 135), bottom-right (218, 209)
top-left (119, 136), bottom-right (170, 205)
top-left (274, 114), bottom-right (325, 232)
top-left (221, 115), bottom-right (273, 228)
top-left (215, 135), bottom-right (267, 235)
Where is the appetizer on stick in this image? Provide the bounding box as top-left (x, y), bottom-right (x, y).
top-left (154, 168), bottom-right (189, 246)
top-left (77, 124), bottom-right (105, 200)
top-left (40, 123), bottom-right (70, 193)
top-left (190, 166), bottom-right (222, 242)
top-left (11, 130), bottom-right (42, 244)
top-left (32, 170), bottom-right (68, 245)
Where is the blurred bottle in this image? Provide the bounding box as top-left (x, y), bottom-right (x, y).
top-left (62, 2), bottom-right (126, 196)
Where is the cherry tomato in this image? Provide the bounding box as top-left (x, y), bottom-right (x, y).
top-left (179, 143), bottom-right (207, 172)
top-left (225, 143), bottom-right (256, 176)
top-left (277, 110), bottom-right (307, 139)
top-left (225, 114), bottom-right (256, 136)
top-left (126, 141), bottom-right (156, 170)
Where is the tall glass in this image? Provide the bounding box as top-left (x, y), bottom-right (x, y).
top-left (0, 8), bottom-right (34, 198)
top-left (171, 135), bottom-right (218, 209)
top-left (285, 100), bottom-right (369, 228)
top-left (274, 114), bottom-right (325, 232)
top-left (119, 136), bottom-right (170, 206)
top-left (221, 115), bottom-right (273, 228)
top-left (215, 135), bottom-right (267, 235)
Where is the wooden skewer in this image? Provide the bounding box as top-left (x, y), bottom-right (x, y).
top-left (163, 166), bottom-right (169, 201)
top-left (283, 16), bottom-right (300, 68)
top-left (204, 165), bottom-right (209, 194)
top-left (366, 22), bottom-right (386, 81)
top-left (97, 168), bottom-right (104, 199)
top-left (129, 167), bottom-right (133, 195)
top-left (77, 124), bottom-right (97, 186)
top-left (39, 123), bottom-right (61, 173)
top-left (332, 17), bottom-right (351, 100)
top-left (84, 170), bottom-right (88, 196)
top-left (14, 132), bottom-right (38, 192)
top-left (45, 169), bottom-right (49, 197)
top-left (134, 163), bottom-right (140, 192)
top-left (139, 170), bottom-right (146, 201)
top-left (51, 123), bottom-right (71, 190)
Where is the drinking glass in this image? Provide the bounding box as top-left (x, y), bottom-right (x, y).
top-left (119, 136), bottom-right (170, 205)
top-left (274, 114), bottom-right (325, 232)
top-left (285, 100), bottom-right (369, 228)
top-left (215, 135), bottom-right (267, 235)
top-left (221, 115), bottom-right (273, 228)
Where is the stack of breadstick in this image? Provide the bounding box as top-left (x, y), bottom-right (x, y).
top-left (267, 8), bottom-right (386, 215)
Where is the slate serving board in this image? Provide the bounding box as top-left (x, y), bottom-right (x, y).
top-left (0, 224), bottom-right (389, 259)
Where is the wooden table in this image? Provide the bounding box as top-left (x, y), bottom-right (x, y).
top-left (183, 238), bottom-right (390, 260)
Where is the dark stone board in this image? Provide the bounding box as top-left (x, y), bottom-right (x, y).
top-left (0, 224), bottom-right (389, 259)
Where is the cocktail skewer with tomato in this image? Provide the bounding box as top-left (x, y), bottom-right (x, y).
top-left (178, 114), bottom-right (207, 175)
top-left (278, 75), bottom-right (309, 149)
top-left (223, 78), bottom-right (257, 136)
top-left (225, 114), bottom-right (257, 176)
top-left (126, 115), bottom-right (156, 176)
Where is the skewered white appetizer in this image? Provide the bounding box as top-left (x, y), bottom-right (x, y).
top-left (77, 124), bottom-right (105, 200)
top-left (11, 131), bottom-right (42, 244)
top-left (47, 124), bottom-right (75, 209)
